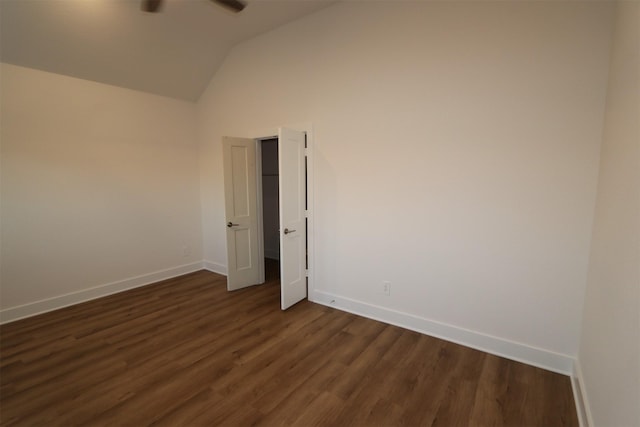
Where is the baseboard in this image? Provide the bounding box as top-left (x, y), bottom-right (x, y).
top-left (202, 260), bottom-right (227, 276)
top-left (572, 358), bottom-right (594, 427)
top-left (0, 262), bottom-right (204, 324)
top-left (310, 290), bottom-right (574, 375)
top-left (264, 249), bottom-right (280, 261)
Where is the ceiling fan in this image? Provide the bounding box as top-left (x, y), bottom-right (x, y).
top-left (141, 0), bottom-right (246, 13)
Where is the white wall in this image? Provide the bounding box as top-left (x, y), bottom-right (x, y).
top-left (197, 1), bottom-right (614, 366)
top-left (578, 2), bottom-right (640, 426)
top-left (1, 63), bottom-right (202, 319)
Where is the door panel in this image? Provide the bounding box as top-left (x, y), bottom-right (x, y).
top-left (230, 146), bottom-right (250, 216)
top-left (279, 128), bottom-right (307, 309)
top-left (223, 137), bottom-right (261, 290)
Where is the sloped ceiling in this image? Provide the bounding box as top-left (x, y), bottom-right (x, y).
top-left (0, 0), bottom-right (335, 101)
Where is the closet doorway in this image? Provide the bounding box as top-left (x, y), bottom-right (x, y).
top-left (223, 126), bottom-right (309, 309)
top-left (259, 138), bottom-right (280, 283)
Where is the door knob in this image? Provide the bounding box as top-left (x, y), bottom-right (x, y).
top-left (227, 222), bottom-right (239, 228)
top-left (284, 228), bottom-right (296, 235)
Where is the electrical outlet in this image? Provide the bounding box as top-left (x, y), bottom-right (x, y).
top-left (182, 245), bottom-right (191, 258)
top-left (382, 281), bottom-right (391, 296)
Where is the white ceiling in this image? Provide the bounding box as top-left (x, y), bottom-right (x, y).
top-left (0, 0), bottom-right (335, 101)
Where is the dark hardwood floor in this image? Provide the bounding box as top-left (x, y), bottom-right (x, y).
top-left (1, 262), bottom-right (578, 426)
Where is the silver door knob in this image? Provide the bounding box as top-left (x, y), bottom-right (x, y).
top-left (284, 228), bottom-right (296, 235)
top-left (227, 222), bottom-right (239, 228)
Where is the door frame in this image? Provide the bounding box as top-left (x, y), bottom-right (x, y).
top-left (249, 123), bottom-right (314, 299)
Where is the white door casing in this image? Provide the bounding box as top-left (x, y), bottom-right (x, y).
top-left (222, 137), bottom-right (261, 290)
top-left (278, 128), bottom-right (307, 309)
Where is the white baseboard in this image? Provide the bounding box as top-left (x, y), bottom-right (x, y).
top-left (0, 262), bottom-right (204, 325)
top-left (202, 260), bottom-right (227, 276)
top-left (572, 358), bottom-right (594, 427)
top-left (310, 290), bottom-right (574, 375)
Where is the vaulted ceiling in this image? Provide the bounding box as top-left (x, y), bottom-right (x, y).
top-left (0, 0), bottom-right (335, 101)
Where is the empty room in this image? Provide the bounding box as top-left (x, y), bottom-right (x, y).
top-left (0, 0), bottom-right (638, 426)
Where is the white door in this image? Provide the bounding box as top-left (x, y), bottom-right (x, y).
top-left (222, 137), bottom-right (261, 291)
top-left (278, 128), bottom-right (307, 309)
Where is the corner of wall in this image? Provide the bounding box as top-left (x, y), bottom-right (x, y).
top-left (572, 358), bottom-right (595, 427)
top-left (203, 261), bottom-right (227, 276)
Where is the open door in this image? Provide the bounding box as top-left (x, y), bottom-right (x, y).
top-left (278, 128), bottom-right (307, 309)
top-left (222, 137), bottom-right (261, 290)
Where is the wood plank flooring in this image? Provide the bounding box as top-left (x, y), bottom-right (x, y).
top-left (1, 264), bottom-right (578, 426)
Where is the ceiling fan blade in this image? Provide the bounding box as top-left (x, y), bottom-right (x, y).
top-left (212, 0), bottom-right (246, 13)
top-left (141, 0), bottom-right (163, 13)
